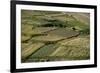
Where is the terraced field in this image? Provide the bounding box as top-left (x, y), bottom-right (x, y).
top-left (21, 10), bottom-right (90, 63)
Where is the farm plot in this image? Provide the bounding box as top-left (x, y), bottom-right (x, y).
top-left (52, 14), bottom-right (76, 22)
top-left (22, 27), bottom-right (57, 36)
top-left (21, 42), bottom-right (33, 50)
top-left (26, 44), bottom-right (59, 62)
top-left (58, 36), bottom-right (89, 46)
top-left (21, 35), bottom-right (31, 43)
top-left (48, 28), bottom-right (79, 37)
top-left (50, 36), bottom-right (90, 60)
top-left (21, 42), bottom-right (45, 62)
top-left (31, 28), bottom-right (79, 43)
top-left (29, 44), bottom-right (57, 57)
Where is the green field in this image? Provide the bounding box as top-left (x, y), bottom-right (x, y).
top-left (21, 10), bottom-right (90, 63)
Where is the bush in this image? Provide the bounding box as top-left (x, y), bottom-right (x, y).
top-left (79, 27), bottom-right (90, 34)
top-left (40, 19), bottom-right (67, 27)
